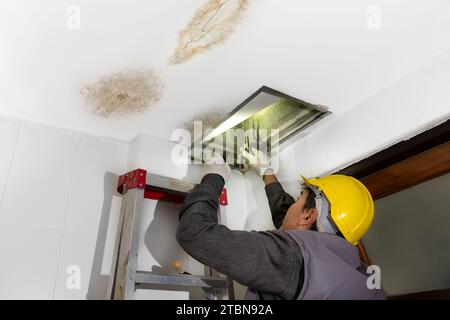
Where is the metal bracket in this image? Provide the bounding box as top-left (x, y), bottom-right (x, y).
top-left (117, 169), bottom-right (147, 194)
top-left (117, 169), bottom-right (228, 205)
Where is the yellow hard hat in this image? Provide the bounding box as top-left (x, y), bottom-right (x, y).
top-left (302, 174), bottom-right (374, 245)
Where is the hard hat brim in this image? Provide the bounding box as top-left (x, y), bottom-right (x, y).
top-left (301, 175), bottom-right (317, 188)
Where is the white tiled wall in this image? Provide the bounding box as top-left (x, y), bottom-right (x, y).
top-left (242, 171), bottom-right (274, 232)
top-left (133, 199), bottom-right (194, 300)
top-left (282, 48), bottom-right (450, 181)
top-left (0, 119), bottom-right (20, 206)
top-left (291, 137), bottom-right (314, 179)
top-left (346, 87), bottom-right (410, 157)
top-left (396, 51), bottom-right (450, 130)
top-left (308, 114), bottom-right (359, 176)
top-left (53, 229), bottom-right (103, 300)
top-left (64, 135), bottom-right (128, 233)
top-left (1, 124), bottom-right (78, 227)
top-left (0, 117), bottom-right (128, 300)
top-left (272, 145), bottom-right (297, 183)
top-left (127, 134), bottom-right (203, 183)
top-left (0, 223), bottom-right (62, 299)
top-left (222, 170), bottom-right (249, 230)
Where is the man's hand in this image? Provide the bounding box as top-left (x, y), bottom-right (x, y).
top-left (242, 147), bottom-right (273, 176)
top-left (202, 153), bottom-right (231, 182)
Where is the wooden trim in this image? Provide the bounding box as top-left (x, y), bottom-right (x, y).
top-left (361, 141), bottom-right (450, 200)
top-left (356, 242), bottom-right (371, 265)
top-left (339, 119), bottom-right (450, 179)
top-left (388, 288), bottom-right (450, 300)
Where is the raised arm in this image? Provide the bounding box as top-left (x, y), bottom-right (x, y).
top-left (176, 173), bottom-right (303, 300)
top-left (242, 148), bottom-right (296, 228)
top-left (263, 169), bottom-right (296, 229)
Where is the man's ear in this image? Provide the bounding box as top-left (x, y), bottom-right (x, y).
top-left (298, 208), bottom-right (318, 227)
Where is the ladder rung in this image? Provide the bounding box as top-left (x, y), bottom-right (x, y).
top-left (134, 271), bottom-right (230, 289)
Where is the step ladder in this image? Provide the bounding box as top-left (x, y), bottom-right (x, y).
top-left (107, 169), bottom-right (234, 300)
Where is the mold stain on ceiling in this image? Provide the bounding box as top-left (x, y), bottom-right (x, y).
top-left (81, 69), bottom-right (164, 118)
top-left (169, 0), bottom-right (249, 65)
top-left (181, 110), bottom-right (226, 137)
top-left (1, 1), bottom-right (448, 141)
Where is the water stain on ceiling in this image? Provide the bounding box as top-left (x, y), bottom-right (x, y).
top-left (81, 69), bottom-right (164, 118)
top-left (80, 1), bottom-right (248, 119)
top-left (169, 0), bottom-right (249, 65)
top-left (181, 110), bottom-right (226, 137)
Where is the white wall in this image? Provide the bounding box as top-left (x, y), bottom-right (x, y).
top-left (277, 48), bottom-right (450, 182)
top-left (362, 173), bottom-right (450, 296)
top-left (0, 116), bottom-right (128, 299)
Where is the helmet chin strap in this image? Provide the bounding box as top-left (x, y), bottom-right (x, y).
top-left (309, 186), bottom-right (339, 235)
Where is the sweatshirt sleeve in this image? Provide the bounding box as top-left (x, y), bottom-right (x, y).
top-left (176, 173), bottom-right (303, 300)
top-left (264, 182), bottom-right (296, 229)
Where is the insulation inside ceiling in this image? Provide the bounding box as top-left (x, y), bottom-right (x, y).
top-left (198, 87), bottom-right (330, 168)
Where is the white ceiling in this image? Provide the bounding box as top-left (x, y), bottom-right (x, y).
top-left (1, 0), bottom-right (450, 141)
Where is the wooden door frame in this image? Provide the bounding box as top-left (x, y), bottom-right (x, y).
top-left (338, 119), bottom-right (450, 179)
top-left (337, 119), bottom-right (450, 299)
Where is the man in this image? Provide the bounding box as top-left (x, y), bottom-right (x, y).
top-left (176, 148), bottom-right (385, 299)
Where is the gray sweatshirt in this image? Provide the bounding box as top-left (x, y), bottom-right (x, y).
top-left (176, 173), bottom-right (303, 300)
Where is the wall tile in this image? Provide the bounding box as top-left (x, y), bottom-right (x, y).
top-left (280, 181), bottom-right (302, 200)
top-left (64, 135), bottom-right (128, 233)
top-left (242, 171), bottom-right (273, 231)
top-left (222, 171), bottom-right (250, 230)
top-left (0, 223), bottom-right (62, 299)
top-left (305, 115), bottom-right (359, 176)
top-left (0, 119), bottom-right (20, 210)
top-left (53, 229), bottom-right (108, 300)
top-left (128, 134), bottom-right (193, 182)
top-left (347, 87), bottom-right (410, 157)
top-left (136, 198), bottom-right (205, 277)
top-left (272, 145), bottom-right (297, 182)
top-left (396, 50), bottom-right (450, 129)
top-left (291, 137), bottom-right (315, 179)
top-left (0, 124), bottom-right (78, 227)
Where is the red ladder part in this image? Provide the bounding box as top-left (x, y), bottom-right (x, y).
top-left (116, 169), bottom-right (228, 205)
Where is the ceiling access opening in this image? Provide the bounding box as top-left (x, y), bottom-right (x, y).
top-left (193, 86), bottom-right (330, 169)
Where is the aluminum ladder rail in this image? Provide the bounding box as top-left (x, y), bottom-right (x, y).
top-left (107, 169), bottom-right (234, 300)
